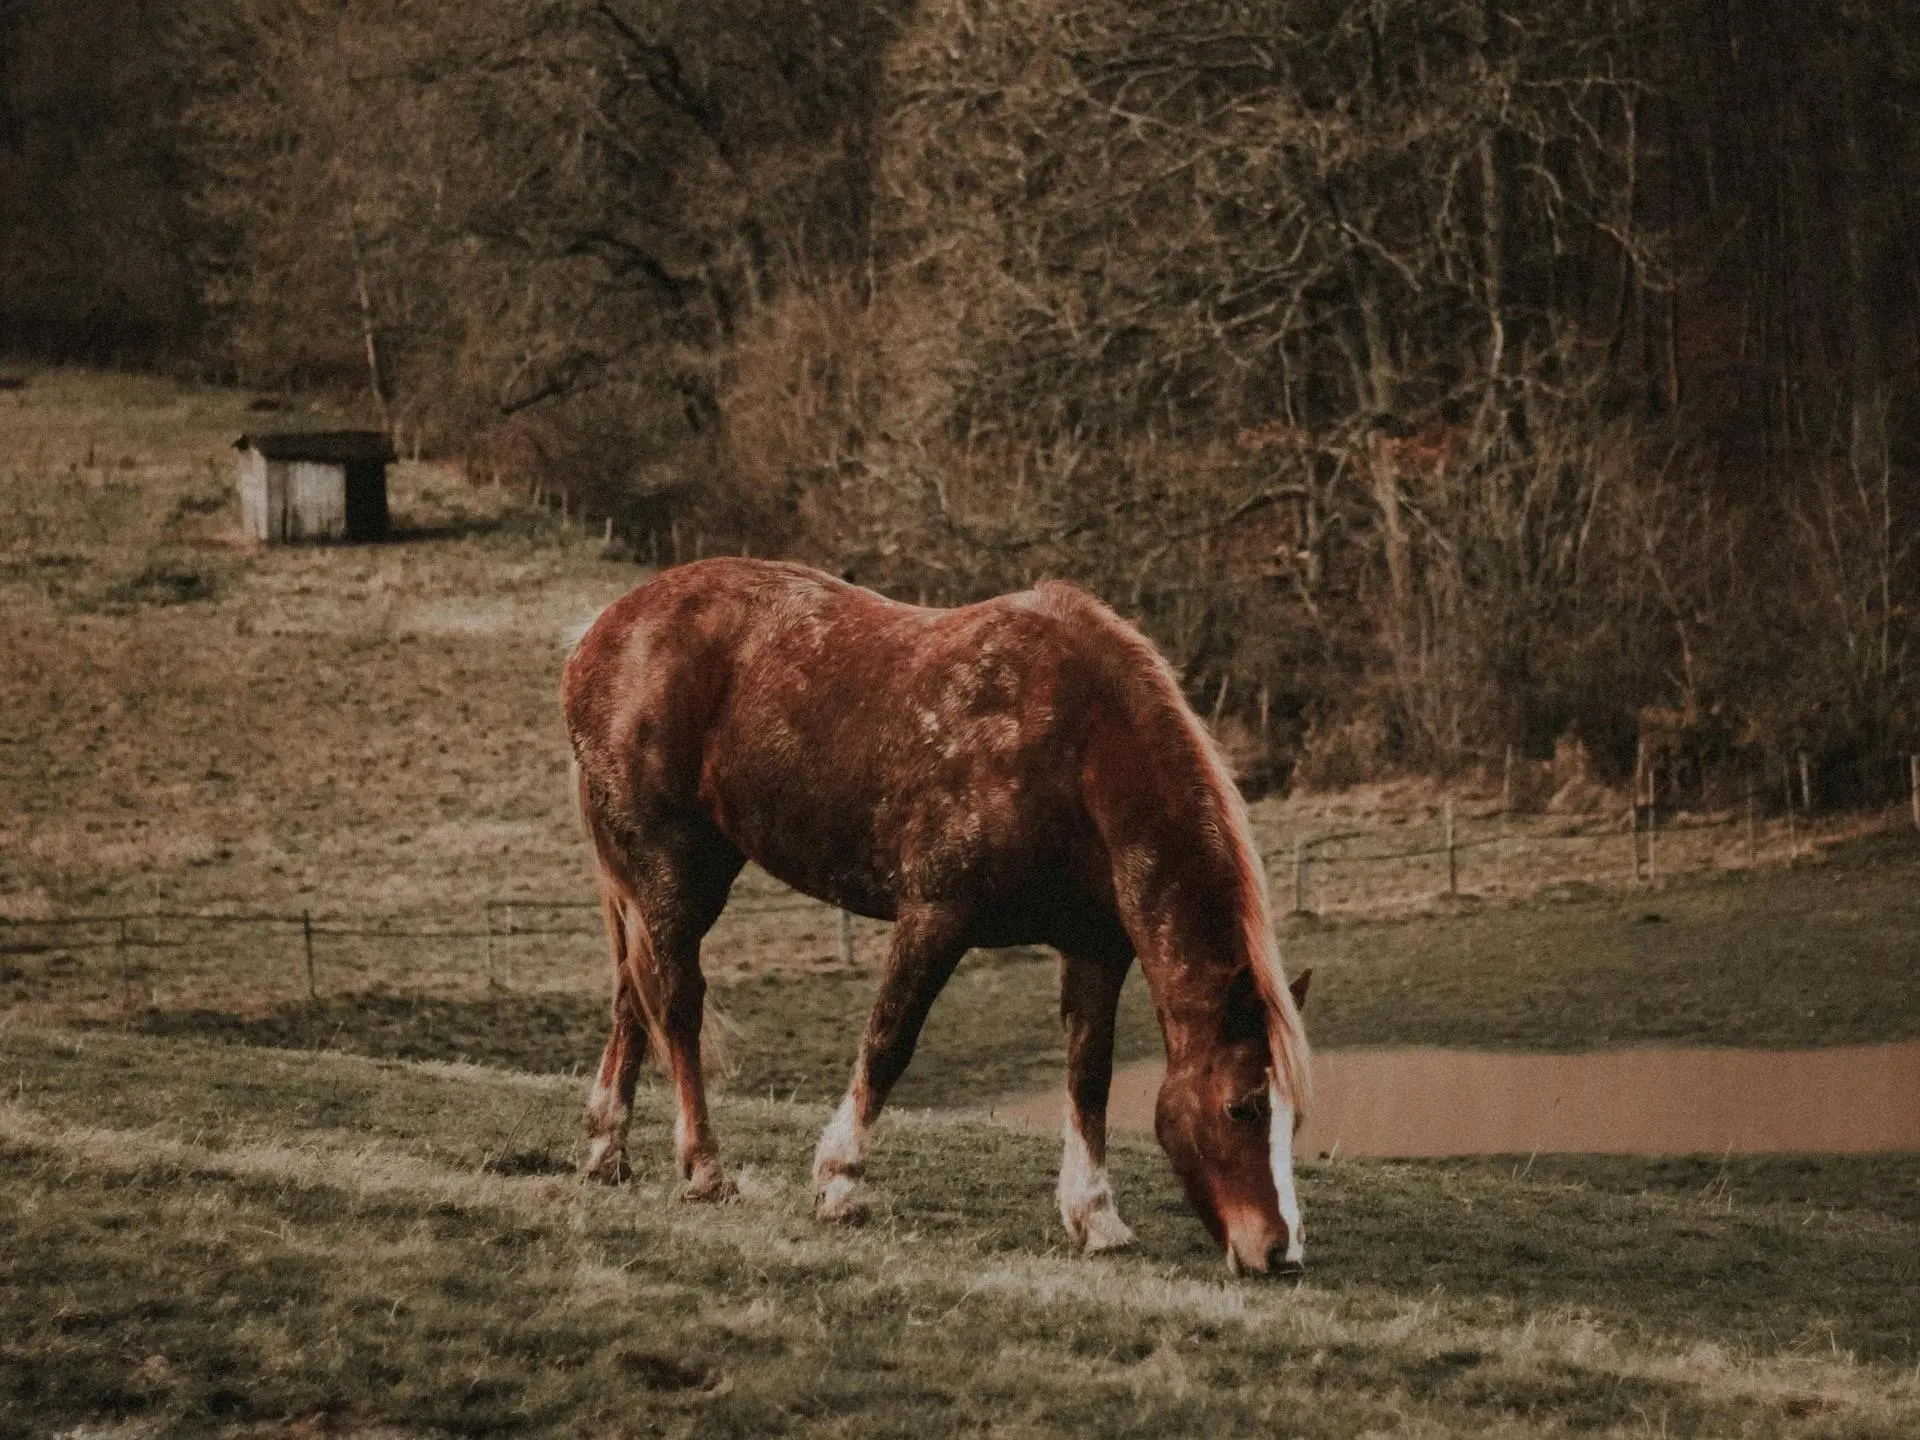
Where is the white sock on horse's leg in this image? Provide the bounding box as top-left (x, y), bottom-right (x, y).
top-left (813, 1092), bottom-right (874, 1222)
top-left (582, 1073), bottom-right (632, 1182)
top-left (1057, 1108), bottom-right (1134, 1253)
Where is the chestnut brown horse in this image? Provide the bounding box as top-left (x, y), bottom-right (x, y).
top-left (563, 558), bottom-right (1313, 1274)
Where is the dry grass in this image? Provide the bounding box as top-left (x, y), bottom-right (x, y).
top-left (1, 1027), bottom-right (1916, 1437)
top-left (5, 371), bottom-right (1919, 1434)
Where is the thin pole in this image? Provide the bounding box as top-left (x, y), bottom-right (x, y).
top-left (1746, 777), bottom-right (1757, 865)
top-left (1910, 754), bottom-right (1919, 833)
top-left (839, 908), bottom-right (856, 969)
top-left (1444, 800), bottom-right (1458, 895)
top-left (1784, 762), bottom-right (1798, 863)
top-left (484, 901), bottom-right (496, 991)
top-left (347, 210), bottom-right (391, 435)
top-left (1628, 800), bottom-right (1640, 884)
top-left (1647, 777), bottom-right (1659, 888)
top-left (303, 909), bottom-right (317, 1001)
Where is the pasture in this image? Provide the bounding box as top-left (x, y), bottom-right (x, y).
top-left (3, 370), bottom-right (1919, 1436)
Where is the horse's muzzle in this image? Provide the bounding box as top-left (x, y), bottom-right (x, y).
top-left (1224, 1230), bottom-right (1306, 1279)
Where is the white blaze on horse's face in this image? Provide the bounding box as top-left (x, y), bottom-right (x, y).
top-left (1216, 1077), bottom-right (1304, 1278)
top-left (1270, 1081), bottom-right (1304, 1269)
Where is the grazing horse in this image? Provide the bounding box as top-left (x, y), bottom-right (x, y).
top-left (563, 558), bottom-right (1313, 1274)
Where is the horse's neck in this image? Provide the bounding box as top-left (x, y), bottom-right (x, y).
top-left (1133, 846), bottom-right (1247, 1062)
top-left (1088, 720), bottom-right (1249, 1059)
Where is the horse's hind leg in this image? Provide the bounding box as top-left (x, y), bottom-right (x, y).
top-left (583, 824), bottom-right (742, 1200)
top-left (656, 918), bottom-right (734, 1201)
top-left (813, 903), bottom-right (970, 1222)
top-left (583, 891), bottom-right (647, 1183)
top-left (1057, 950), bottom-right (1135, 1253)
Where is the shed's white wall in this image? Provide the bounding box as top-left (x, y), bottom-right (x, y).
top-left (237, 448), bottom-right (272, 541)
top-left (236, 452), bottom-right (348, 542)
top-left (286, 461), bottom-right (346, 540)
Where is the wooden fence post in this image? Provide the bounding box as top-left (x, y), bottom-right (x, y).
top-left (1784, 762), bottom-right (1798, 862)
top-left (1444, 800), bottom-right (1458, 895)
top-left (303, 909), bottom-right (316, 1001)
top-left (484, 901), bottom-right (496, 991)
top-left (839, 908), bottom-right (856, 969)
top-left (1647, 782), bottom-right (1659, 888)
top-left (1628, 802), bottom-right (1641, 884)
top-left (1746, 778), bottom-right (1757, 865)
top-left (1910, 754), bottom-right (1919, 833)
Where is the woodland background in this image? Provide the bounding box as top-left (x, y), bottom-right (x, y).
top-left (3, 0), bottom-right (1916, 798)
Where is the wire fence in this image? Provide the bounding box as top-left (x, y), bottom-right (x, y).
top-left (0, 891), bottom-right (832, 1021)
top-left (2, 795), bottom-right (1910, 1020)
top-left (1274, 789), bottom-right (1917, 917)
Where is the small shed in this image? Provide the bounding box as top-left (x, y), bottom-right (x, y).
top-left (235, 430), bottom-right (394, 543)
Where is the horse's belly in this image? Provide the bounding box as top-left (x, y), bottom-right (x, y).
top-left (700, 754), bottom-right (1073, 926)
top-left (700, 763), bottom-right (904, 920)
top-left (739, 843), bottom-right (902, 923)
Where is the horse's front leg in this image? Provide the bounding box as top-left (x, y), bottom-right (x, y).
top-left (813, 903), bottom-right (970, 1222)
top-left (1057, 951), bottom-right (1135, 1253)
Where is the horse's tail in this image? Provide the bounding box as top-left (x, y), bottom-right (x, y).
top-left (575, 757), bottom-right (670, 1068)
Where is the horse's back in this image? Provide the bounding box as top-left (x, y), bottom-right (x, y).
top-left (564, 559), bottom-right (911, 780)
top-left (564, 559), bottom-right (1125, 922)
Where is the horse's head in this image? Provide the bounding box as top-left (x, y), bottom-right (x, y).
top-left (1155, 967), bottom-right (1311, 1276)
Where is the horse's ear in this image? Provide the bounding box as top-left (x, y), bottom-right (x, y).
top-left (1289, 968), bottom-right (1312, 1012)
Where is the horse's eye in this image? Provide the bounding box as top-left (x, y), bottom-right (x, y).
top-left (1225, 1098), bottom-right (1265, 1125)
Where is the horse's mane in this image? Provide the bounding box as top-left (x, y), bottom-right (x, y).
top-left (1036, 582), bottom-right (1314, 1114)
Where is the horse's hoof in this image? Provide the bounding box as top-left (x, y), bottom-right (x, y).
top-left (681, 1166), bottom-right (739, 1204)
top-left (1077, 1209), bottom-right (1136, 1255)
top-left (814, 1173), bottom-right (870, 1224)
top-left (582, 1140), bottom-right (632, 1185)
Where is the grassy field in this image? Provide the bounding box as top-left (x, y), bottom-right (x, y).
top-left (3, 1026), bottom-right (1918, 1439)
top-left (32, 829), bottom-right (1918, 1116)
top-left (5, 369), bottom-right (1920, 1435)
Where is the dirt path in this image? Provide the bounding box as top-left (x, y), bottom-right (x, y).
top-left (996, 1044), bottom-right (1920, 1156)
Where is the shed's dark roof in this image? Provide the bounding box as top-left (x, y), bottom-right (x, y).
top-left (236, 430), bottom-right (396, 464)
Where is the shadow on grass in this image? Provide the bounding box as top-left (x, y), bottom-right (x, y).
top-left (78, 956), bottom-right (1161, 1110)
top-left (382, 514), bottom-right (515, 544)
top-left (92, 991), bottom-right (608, 1076)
